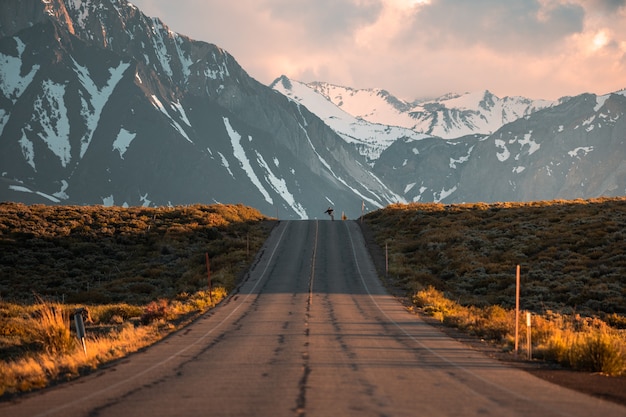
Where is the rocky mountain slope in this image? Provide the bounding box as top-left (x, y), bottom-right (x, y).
top-left (0, 0), bottom-right (399, 219)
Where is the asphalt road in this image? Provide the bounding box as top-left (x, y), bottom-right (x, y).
top-left (2, 220), bottom-right (625, 417)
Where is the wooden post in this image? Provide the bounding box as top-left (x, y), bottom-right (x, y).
top-left (515, 264), bottom-right (520, 355)
top-left (385, 242), bottom-right (389, 278)
top-left (205, 252), bottom-right (212, 302)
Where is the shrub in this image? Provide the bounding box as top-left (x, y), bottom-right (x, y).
top-left (475, 305), bottom-right (512, 341)
top-left (571, 331), bottom-right (626, 375)
top-left (29, 301), bottom-right (74, 355)
top-left (90, 304), bottom-right (143, 324)
top-left (140, 299), bottom-right (170, 325)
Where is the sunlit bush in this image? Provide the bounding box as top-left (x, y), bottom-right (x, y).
top-left (29, 301), bottom-right (74, 355)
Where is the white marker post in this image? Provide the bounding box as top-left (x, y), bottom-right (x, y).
top-left (526, 312), bottom-right (532, 360)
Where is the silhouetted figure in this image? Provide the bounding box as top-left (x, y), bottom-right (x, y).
top-left (324, 207), bottom-right (334, 221)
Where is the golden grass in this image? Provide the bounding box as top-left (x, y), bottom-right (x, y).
top-left (0, 288), bottom-right (227, 397)
top-left (366, 198), bottom-right (626, 375)
top-left (412, 286), bottom-right (626, 375)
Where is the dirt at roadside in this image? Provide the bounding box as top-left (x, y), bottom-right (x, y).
top-left (357, 220), bottom-right (626, 407)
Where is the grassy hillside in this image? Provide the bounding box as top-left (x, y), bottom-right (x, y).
top-left (364, 198), bottom-right (626, 375)
top-left (0, 202), bottom-right (273, 396)
top-left (365, 198), bottom-right (626, 317)
top-left (0, 203), bottom-right (271, 304)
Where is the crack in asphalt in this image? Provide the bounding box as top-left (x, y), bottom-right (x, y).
top-left (294, 220), bottom-right (317, 416)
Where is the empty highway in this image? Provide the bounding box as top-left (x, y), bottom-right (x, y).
top-left (2, 220), bottom-right (625, 416)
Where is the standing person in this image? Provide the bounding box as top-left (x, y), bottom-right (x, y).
top-left (324, 207), bottom-right (334, 221)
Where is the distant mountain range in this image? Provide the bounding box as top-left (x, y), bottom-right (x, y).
top-left (1, 0), bottom-right (625, 218)
top-left (272, 77), bottom-right (626, 203)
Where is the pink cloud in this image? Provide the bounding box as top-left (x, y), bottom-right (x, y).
top-left (131, 0), bottom-right (626, 100)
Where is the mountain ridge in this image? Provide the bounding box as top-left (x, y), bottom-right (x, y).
top-left (0, 0), bottom-right (400, 218)
top-left (272, 76), bottom-right (626, 203)
top-left (296, 79), bottom-right (560, 139)
top-left (1, 0), bottom-right (625, 217)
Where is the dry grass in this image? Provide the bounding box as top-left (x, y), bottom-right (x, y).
top-left (0, 203), bottom-right (272, 397)
top-left (365, 198), bottom-right (626, 375)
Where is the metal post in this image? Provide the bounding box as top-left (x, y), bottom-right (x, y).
top-left (74, 308), bottom-right (87, 355)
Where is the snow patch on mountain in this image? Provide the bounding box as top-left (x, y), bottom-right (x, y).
top-left (9, 184), bottom-right (61, 203)
top-left (435, 186), bottom-right (457, 203)
top-left (34, 79), bottom-right (72, 167)
top-left (255, 150), bottom-right (307, 218)
top-left (218, 152), bottom-right (234, 178)
top-left (73, 58), bottom-right (130, 157)
top-left (519, 131), bottom-right (541, 155)
top-left (0, 38), bottom-right (40, 104)
top-left (149, 18), bottom-right (173, 78)
top-left (569, 146), bottom-right (594, 158)
top-left (66, 0), bottom-right (90, 27)
top-left (150, 95), bottom-right (193, 143)
top-left (495, 139), bottom-right (511, 162)
top-left (174, 35), bottom-right (192, 80)
top-left (223, 117), bottom-right (273, 205)
top-left (113, 128), bottom-right (136, 158)
top-left (18, 131), bottom-right (36, 171)
top-left (450, 145), bottom-right (474, 169)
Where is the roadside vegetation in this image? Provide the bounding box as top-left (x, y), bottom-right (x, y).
top-left (364, 198), bottom-right (626, 376)
top-left (0, 202), bottom-right (272, 397)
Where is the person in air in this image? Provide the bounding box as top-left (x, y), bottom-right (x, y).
top-left (324, 207), bottom-right (334, 220)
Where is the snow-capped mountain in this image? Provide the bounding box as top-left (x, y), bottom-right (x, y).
top-left (271, 75), bottom-right (430, 164)
top-left (271, 76), bottom-right (626, 204)
top-left (1, 0), bottom-right (624, 215)
top-left (303, 81), bottom-right (558, 139)
top-left (373, 90), bottom-right (626, 203)
top-left (0, 0), bottom-right (401, 218)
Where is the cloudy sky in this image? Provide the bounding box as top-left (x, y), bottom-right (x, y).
top-left (130, 0), bottom-right (626, 101)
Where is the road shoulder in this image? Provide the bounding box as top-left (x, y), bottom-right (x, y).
top-left (357, 220), bottom-right (626, 407)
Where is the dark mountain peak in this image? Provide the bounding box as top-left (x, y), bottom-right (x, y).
top-left (479, 90), bottom-right (496, 110)
top-left (270, 75), bottom-right (293, 91)
top-left (1, 0), bottom-right (397, 218)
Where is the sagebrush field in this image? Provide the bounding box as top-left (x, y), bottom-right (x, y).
top-left (0, 202), bottom-right (272, 396)
top-left (365, 198), bottom-right (626, 317)
top-left (364, 198), bottom-right (626, 375)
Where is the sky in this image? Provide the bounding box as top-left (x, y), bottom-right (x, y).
top-left (129, 0), bottom-right (626, 101)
